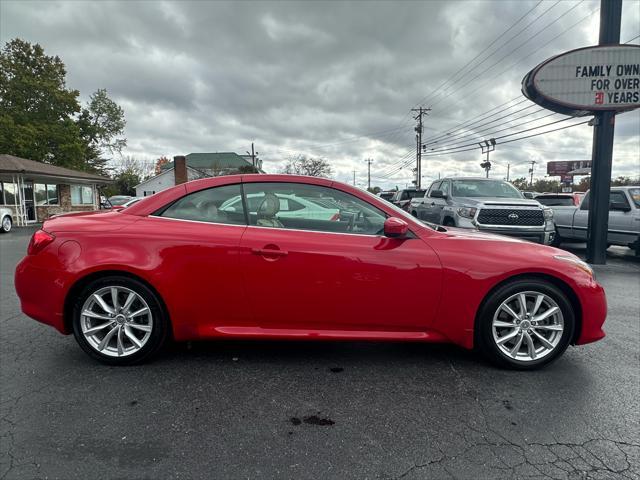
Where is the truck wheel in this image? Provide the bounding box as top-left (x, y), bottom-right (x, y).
top-left (411, 211), bottom-right (418, 218)
top-left (443, 218), bottom-right (455, 227)
top-left (551, 229), bottom-right (562, 247)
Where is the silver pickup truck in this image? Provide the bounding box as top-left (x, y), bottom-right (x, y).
top-left (550, 186), bottom-right (640, 253)
top-left (409, 177), bottom-right (555, 244)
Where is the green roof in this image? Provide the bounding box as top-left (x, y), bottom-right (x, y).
top-left (161, 152), bottom-right (253, 171)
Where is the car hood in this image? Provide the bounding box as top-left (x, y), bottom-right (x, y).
top-left (454, 197), bottom-right (541, 207)
top-left (440, 226), bottom-right (528, 243)
top-left (43, 210), bottom-right (140, 233)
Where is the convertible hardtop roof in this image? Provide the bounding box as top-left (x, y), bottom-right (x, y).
top-left (123, 174), bottom-right (375, 217)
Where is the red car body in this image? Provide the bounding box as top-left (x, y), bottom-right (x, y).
top-left (15, 175), bottom-right (606, 352)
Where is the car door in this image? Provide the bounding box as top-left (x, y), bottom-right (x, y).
top-left (239, 181), bottom-right (442, 333)
top-left (142, 183), bottom-right (251, 336)
top-left (421, 181), bottom-right (441, 223)
top-left (432, 180), bottom-right (450, 223)
top-left (607, 190), bottom-right (635, 244)
top-left (572, 192), bottom-right (589, 240)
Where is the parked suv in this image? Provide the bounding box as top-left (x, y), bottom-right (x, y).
top-left (409, 177), bottom-right (555, 244)
top-left (391, 188), bottom-right (425, 211)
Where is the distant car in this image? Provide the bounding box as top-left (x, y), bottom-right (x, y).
top-left (107, 195), bottom-right (134, 207)
top-left (112, 197), bottom-right (144, 211)
top-left (378, 191), bottom-right (395, 202)
top-left (410, 177), bottom-right (555, 245)
top-left (535, 193), bottom-right (583, 207)
top-left (220, 193), bottom-right (340, 221)
top-left (0, 207), bottom-right (12, 233)
top-left (391, 188), bottom-right (426, 211)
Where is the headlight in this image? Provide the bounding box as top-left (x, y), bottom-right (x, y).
top-left (554, 255), bottom-right (594, 278)
top-left (457, 207), bottom-right (477, 219)
top-left (543, 207), bottom-right (554, 220)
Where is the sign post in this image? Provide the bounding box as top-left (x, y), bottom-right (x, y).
top-left (522, 0), bottom-right (638, 263)
top-left (587, 0), bottom-right (622, 265)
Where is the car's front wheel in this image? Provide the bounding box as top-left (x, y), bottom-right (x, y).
top-left (476, 279), bottom-right (575, 370)
top-left (1, 215), bottom-right (12, 233)
top-left (72, 276), bottom-right (169, 365)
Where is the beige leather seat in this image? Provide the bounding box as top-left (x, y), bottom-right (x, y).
top-left (256, 193), bottom-right (284, 228)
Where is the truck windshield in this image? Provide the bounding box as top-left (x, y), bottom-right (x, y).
top-left (451, 180), bottom-right (522, 198)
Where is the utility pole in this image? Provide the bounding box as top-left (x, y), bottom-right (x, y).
top-left (365, 158), bottom-right (373, 191)
top-left (411, 107), bottom-right (430, 189)
top-left (479, 139), bottom-right (496, 178)
top-left (353, 169), bottom-right (356, 186)
top-left (506, 163), bottom-right (511, 182)
top-left (587, 0), bottom-right (622, 265)
top-left (246, 142), bottom-right (259, 170)
top-left (528, 160), bottom-right (537, 187)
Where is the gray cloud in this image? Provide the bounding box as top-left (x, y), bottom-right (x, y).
top-left (1, 0), bottom-right (638, 189)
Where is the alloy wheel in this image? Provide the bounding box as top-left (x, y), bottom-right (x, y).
top-left (491, 291), bottom-right (564, 362)
top-left (2, 216), bottom-right (10, 232)
top-left (80, 286), bottom-right (153, 357)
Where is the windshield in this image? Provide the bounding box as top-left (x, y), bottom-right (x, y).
top-left (451, 180), bottom-right (522, 198)
top-left (629, 188), bottom-right (640, 208)
top-left (536, 196), bottom-right (575, 206)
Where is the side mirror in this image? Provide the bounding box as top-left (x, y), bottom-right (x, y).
top-left (430, 190), bottom-right (446, 199)
top-left (610, 201), bottom-right (631, 212)
top-left (384, 217), bottom-right (409, 238)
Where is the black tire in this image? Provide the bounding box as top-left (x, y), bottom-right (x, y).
top-left (411, 210), bottom-right (418, 218)
top-left (442, 218), bottom-right (455, 227)
top-left (72, 275), bottom-right (169, 365)
top-left (1, 215), bottom-right (11, 233)
top-left (476, 278), bottom-right (575, 370)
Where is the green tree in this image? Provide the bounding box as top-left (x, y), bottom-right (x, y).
top-left (77, 88), bottom-right (126, 174)
top-left (0, 38), bottom-right (126, 174)
top-left (0, 38), bottom-right (85, 168)
top-left (281, 155), bottom-right (332, 177)
top-left (510, 177), bottom-right (529, 190)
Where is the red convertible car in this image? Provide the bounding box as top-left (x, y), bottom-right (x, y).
top-left (15, 175), bottom-right (606, 369)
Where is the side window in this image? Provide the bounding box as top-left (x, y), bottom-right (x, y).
top-left (580, 192), bottom-right (590, 210)
top-left (242, 182), bottom-right (387, 235)
top-left (159, 184), bottom-right (246, 225)
top-left (440, 181), bottom-right (450, 196)
top-left (609, 191), bottom-right (629, 208)
top-left (429, 182), bottom-right (442, 197)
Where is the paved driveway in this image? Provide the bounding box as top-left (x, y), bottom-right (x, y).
top-left (1, 228), bottom-right (639, 479)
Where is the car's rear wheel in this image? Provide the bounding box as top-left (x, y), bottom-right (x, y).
top-left (1, 215), bottom-right (11, 233)
top-left (72, 276), bottom-right (168, 365)
top-left (476, 279), bottom-right (574, 370)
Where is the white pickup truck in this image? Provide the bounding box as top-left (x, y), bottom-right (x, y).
top-left (550, 186), bottom-right (640, 254)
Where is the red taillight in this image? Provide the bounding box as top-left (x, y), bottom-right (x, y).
top-left (27, 229), bottom-right (55, 255)
top-left (330, 213), bottom-right (340, 221)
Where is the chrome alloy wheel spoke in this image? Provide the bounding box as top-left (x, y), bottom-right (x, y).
top-left (80, 286), bottom-right (153, 358)
top-left (492, 291), bottom-right (564, 362)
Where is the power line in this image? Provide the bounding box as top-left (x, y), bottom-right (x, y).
top-left (429, 0), bottom-right (586, 111)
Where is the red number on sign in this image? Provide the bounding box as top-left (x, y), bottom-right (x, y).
top-left (595, 91), bottom-right (604, 104)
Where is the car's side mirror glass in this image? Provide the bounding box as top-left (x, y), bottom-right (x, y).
top-left (383, 217), bottom-right (409, 238)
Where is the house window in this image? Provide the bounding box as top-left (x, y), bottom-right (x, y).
top-left (71, 185), bottom-right (94, 205)
top-left (143, 191), bottom-right (155, 196)
top-left (2, 183), bottom-right (17, 205)
top-left (34, 184), bottom-right (59, 205)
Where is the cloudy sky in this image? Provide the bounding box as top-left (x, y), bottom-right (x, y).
top-left (1, 0), bottom-right (639, 189)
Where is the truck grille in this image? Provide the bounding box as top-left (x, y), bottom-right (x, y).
top-left (477, 208), bottom-right (544, 226)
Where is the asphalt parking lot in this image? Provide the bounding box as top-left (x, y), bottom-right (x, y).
top-left (1, 227), bottom-right (639, 480)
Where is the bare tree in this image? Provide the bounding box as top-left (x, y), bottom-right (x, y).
top-left (280, 155), bottom-right (333, 177)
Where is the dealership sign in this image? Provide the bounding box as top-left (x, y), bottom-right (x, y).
top-left (522, 45), bottom-right (640, 116)
top-left (547, 160), bottom-right (592, 175)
